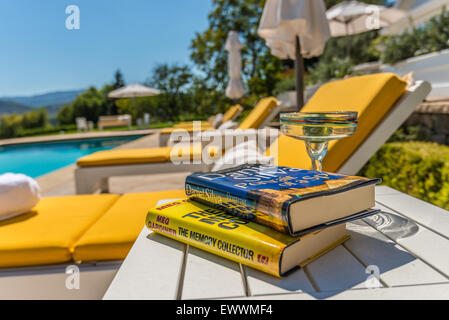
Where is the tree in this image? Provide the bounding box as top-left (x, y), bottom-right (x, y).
top-left (56, 73), bottom-right (127, 126)
top-left (21, 108), bottom-right (48, 129)
top-left (376, 7), bottom-right (449, 64)
top-left (145, 63), bottom-right (194, 121)
top-left (108, 70), bottom-right (126, 115)
top-left (189, 0), bottom-right (385, 99)
top-left (189, 0), bottom-right (283, 98)
top-left (296, 0), bottom-right (386, 86)
top-left (321, 0), bottom-right (387, 65)
top-left (68, 86), bottom-right (109, 123)
top-left (57, 104), bottom-right (74, 126)
top-left (324, 0), bottom-right (384, 9)
top-left (113, 69), bottom-right (125, 89)
top-left (0, 114), bottom-right (23, 138)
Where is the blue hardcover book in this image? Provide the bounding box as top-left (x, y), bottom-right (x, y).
top-left (185, 164), bottom-right (381, 236)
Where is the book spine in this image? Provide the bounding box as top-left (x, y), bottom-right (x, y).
top-left (185, 180), bottom-right (289, 234)
top-left (146, 208), bottom-right (283, 277)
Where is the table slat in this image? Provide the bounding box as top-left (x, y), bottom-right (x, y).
top-left (238, 283), bottom-right (449, 300)
top-left (245, 266), bottom-right (315, 297)
top-left (103, 229), bottom-right (184, 300)
top-left (181, 246), bottom-right (246, 300)
top-left (376, 192), bottom-right (449, 239)
top-left (366, 203), bottom-right (449, 279)
top-left (345, 220), bottom-right (447, 286)
top-left (304, 245), bottom-right (373, 292)
top-left (375, 185), bottom-right (402, 196)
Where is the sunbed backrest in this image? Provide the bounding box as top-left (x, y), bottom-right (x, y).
top-left (222, 104), bottom-right (242, 123)
top-left (238, 97), bottom-right (278, 130)
top-left (265, 73), bottom-right (408, 172)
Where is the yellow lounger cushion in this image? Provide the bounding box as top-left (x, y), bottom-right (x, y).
top-left (160, 97), bottom-right (276, 133)
top-left (77, 147), bottom-right (172, 167)
top-left (160, 123), bottom-right (215, 134)
top-left (77, 145), bottom-right (220, 167)
top-left (266, 73), bottom-right (407, 172)
top-left (72, 190), bottom-right (186, 262)
top-left (238, 97), bottom-right (278, 130)
top-left (222, 104), bottom-right (242, 123)
top-left (174, 121), bottom-right (211, 128)
top-left (0, 194), bottom-right (119, 268)
top-left (172, 105), bottom-right (242, 128)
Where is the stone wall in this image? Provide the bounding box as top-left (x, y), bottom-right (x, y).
top-left (402, 100), bottom-right (449, 145)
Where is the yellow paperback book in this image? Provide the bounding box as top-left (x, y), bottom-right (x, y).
top-left (146, 198), bottom-right (349, 277)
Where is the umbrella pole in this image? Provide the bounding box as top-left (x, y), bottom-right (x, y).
top-left (345, 23), bottom-right (351, 57)
top-left (295, 35), bottom-right (304, 111)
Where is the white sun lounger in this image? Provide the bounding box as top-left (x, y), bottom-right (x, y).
top-left (74, 98), bottom-right (286, 194)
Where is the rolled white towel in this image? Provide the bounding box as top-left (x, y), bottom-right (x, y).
top-left (0, 173), bottom-right (41, 221)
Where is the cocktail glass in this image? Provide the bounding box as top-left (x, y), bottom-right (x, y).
top-left (280, 112), bottom-right (358, 171)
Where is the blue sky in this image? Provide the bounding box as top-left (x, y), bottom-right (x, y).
top-left (0, 0), bottom-right (212, 96)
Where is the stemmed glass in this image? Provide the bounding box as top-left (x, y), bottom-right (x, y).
top-left (280, 112), bottom-right (358, 171)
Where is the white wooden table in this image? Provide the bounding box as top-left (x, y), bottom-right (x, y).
top-left (103, 186), bottom-right (449, 300)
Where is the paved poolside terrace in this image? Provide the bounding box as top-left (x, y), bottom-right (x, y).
top-left (29, 130), bottom-right (190, 197)
top-left (0, 129), bottom-right (156, 146)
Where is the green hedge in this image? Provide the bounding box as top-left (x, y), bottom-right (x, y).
top-left (359, 142), bottom-right (449, 210)
top-left (376, 7), bottom-right (449, 64)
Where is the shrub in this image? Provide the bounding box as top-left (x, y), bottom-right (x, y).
top-left (17, 125), bottom-right (76, 137)
top-left (0, 109), bottom-right (50, 138)
top-left (0, 114), bottom-right (23, 138)
top-left (387, 126), bottom-right (428, 143)
top-left (273, 77), bottom-right (296, 95)
top-left (359, 142), bottom-right (449, 210)
top-left (376, 7), bottom-right (449, 64)
top-left (21, 108), bottom-right (48, 129)
top-left (306, 57), bottom-right (354, 85)
top-left (57, 104), bottom-right (75, 126)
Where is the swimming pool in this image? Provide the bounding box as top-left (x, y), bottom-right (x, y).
top-left (0, 135), bottom-right (143, 178)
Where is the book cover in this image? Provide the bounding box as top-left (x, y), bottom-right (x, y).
top-left (146, 199), bottom-right (350, 277)
top-left (185, 164), bottom-right (381, 235)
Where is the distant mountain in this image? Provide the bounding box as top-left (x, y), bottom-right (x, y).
top-left (0, 89), bottom-right (84, 109)
top-left (0, 100), bottom-right (32, 115)
top-left (44, 104), bottom-right (66, 116)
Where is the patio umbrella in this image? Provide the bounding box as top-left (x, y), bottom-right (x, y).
top-left (225, 31), bottom-right (245, 101)
top-left (108, 84), bottom-right (160, 123)
top-left (326, 1), bottom-right (405, 56)
top-left (108, 83), bottom-right (160, 98)
top-left (258, 0), bottom-right (330, 110)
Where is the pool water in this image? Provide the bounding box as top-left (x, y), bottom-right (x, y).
top-left (0, 135), bottom-right (143, 178)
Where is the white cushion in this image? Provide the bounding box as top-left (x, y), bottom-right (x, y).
top-left (0, 173), bottom-right (41, 220)
top-left (212, 113), bottom-right (224, 128)
top-left (217, 120), bottom-right (238, 131)
top-left (212, 141), bottom-right (273, 172)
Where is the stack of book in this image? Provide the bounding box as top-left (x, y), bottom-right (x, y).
top-left (146, 164), bottom-right (380, 277)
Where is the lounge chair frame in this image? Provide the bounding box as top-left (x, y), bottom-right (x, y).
top-left (75, 161), bottom-right (207, 194)
top-left (158, 102), bottom-right (280, 147)
top-left (336, 81), bottom-right (431, 174)
top-left (0, 261), bottom-right (121, 300)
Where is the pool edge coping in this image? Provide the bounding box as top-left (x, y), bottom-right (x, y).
top-left (0, 129), bottom-right (158, 147)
